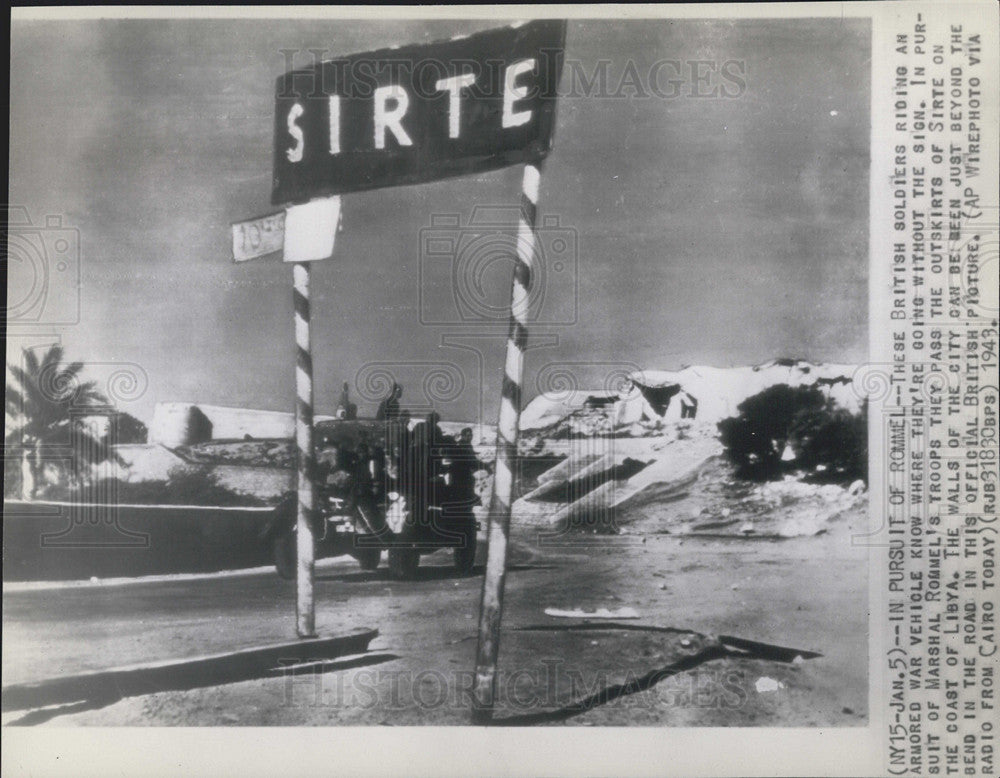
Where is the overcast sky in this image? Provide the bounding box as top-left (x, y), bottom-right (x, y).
top-left (8, 17), bottom-right (870, 425)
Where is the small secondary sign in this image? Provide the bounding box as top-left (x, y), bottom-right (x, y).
top-left (232, 211), bottom-right (285, 262)
top-left (272, 20), bottom-right (566, 204)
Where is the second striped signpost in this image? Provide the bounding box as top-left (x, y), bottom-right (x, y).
top-left (471, 161), bottom-right (544, 723)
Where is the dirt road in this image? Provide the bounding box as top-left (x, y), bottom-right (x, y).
top-left (2, 494), bottom-right (867, 727)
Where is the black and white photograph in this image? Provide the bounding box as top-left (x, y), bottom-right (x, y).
top-left (2, 5), bottom-right (997, 777)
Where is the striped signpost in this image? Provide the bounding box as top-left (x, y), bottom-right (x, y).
top-left (232, 199), bottom-right (339, 639)
top-left (291, 260), bottom-right (316, 638)
top-left (471, 161), bottom-right (544, 723)
top-left (284, 197), bottom-right (340, 638)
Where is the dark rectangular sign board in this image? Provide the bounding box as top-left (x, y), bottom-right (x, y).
top-left (272, 20), bottom-right (566, 204)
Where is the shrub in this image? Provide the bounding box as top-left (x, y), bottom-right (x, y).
top-left (5, 449), bottom-right (24, 499)
top-left (718, 385), bottom-right (866, 483)
top-left (718, 385), bottom-right (825, 480)
top-left (105, 412), bottom-right (148, 444)
top-left (789, 400), bottom-right (868, 483)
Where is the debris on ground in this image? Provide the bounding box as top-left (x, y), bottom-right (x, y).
top-left (544, 607), bottom-right (642, 620)
top-left (755, 677), bottom-right (785, 693)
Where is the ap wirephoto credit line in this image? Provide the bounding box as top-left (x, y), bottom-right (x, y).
top-left (2, 4), bottom-right (997, 778)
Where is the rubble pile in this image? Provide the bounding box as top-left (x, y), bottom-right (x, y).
top-left (177, 439), bottom-right (294, 469)
top-left (511, 359), bottom-right (867, 535)
top-left (678, 469), bottom-right (868, 538)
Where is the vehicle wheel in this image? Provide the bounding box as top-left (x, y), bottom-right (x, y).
top-left (453, 524), bottom-right (477, 575)
top-left (353, 546), bottom-right (381, 571)
top-left (388, 547), bottom-right (420, 579)
top-left (273, 528), bottom-right (297, 580)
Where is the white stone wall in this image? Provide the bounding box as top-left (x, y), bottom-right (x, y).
top-left (149, 402), bottom-right (338, 446)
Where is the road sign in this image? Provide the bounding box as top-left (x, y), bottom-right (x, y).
top-left (252, 21), bottom-right (567, 716)
top-left (283, 196), bottom-right (341, 262)
top-left (231, 211), bottom-right (285, 262)
top-left (272, 19), bottom-right (566, 204)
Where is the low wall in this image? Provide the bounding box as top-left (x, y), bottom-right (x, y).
top-left (2, 500), bottom-right (281, 581)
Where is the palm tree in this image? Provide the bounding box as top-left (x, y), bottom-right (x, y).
top-left (6, 345), bottom-right (120, 499)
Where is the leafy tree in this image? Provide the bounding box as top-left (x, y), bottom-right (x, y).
top-left (718, 385), bottom-right (867, 483)
top-left (788, 400), bottom-right (868, 483)
top-left (718, 385), bottom-right (826, 480)
top-left (6, 345), bottom-right (120, 498)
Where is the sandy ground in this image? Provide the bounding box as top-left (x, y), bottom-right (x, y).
top-left (2, 478), bottom-right (868, 727)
